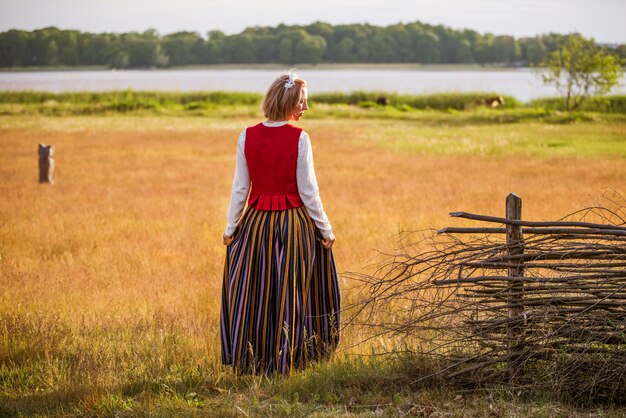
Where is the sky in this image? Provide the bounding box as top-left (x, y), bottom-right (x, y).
top-left (1, 0), bottom-right (625, 44)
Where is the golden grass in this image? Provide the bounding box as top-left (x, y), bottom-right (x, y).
top-left (1, 115), bottom-right (625, 414)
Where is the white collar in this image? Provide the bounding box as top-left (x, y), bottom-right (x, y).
top-left (262, 120), bottom-right (289, 127)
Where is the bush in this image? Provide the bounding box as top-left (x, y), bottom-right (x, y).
top-left (310, 91), bottom-right (521, 111)
top-left (357, 101), bottom-right (380, 109)
top-left (528, 95), bottom-right (626, 113)
top-left (0, 90), bottom-right (262, 107)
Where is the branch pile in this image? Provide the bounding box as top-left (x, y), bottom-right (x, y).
top-left (350, 192), bottom-right (626, 403)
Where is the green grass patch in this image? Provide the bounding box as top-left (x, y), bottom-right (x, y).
top-left (349, 120), bottom-right (626, 158)
top-left (2, 91), bottom-right (626, 126)
top-left (307, 104), bottom-right (626, 125)
top-left (2, 115), bottom-right (625, 158)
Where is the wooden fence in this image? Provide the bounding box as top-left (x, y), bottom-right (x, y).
top-left (437, 193), bottom-right (626, 381)
top-left (353, 192), bottom-right (626, 401)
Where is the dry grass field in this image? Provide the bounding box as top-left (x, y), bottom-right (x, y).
top-left (1, 115), bottom-right (625, 416)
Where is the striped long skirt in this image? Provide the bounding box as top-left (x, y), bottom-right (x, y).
top-left (220, 206), bottom-right (340, 374)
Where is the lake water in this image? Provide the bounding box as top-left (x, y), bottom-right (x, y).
top-left (1, 68), bottom-right (625, 102)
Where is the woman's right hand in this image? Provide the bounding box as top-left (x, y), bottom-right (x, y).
top-left (223, 234), bottom-right (234, 246)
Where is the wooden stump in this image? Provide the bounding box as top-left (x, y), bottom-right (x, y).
top-left (38, 144), bottom-right (55, 184)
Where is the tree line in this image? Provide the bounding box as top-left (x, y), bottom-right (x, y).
top-left (1, 22), bottom-right (625, 68)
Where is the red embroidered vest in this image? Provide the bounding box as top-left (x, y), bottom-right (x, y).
top-left (245, 123), bottom-right (304, 211)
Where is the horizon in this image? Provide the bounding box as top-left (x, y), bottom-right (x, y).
top-left (1, 0), bottom-right (626, 44)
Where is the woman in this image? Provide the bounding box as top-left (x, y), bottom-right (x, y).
top-left (220, 71), bottom-right (340, 374)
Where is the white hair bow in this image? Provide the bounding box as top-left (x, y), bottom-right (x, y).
top-left (284, 71), bottom-right (296, 90)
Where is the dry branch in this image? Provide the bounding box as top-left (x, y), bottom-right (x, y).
top-left (449, 211), bottom-right (626, 231)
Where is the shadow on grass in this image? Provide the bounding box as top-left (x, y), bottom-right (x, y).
top-left (1, 378), bottom-right (223, 416)
top-left (0, 356), bottom-right (399, 416)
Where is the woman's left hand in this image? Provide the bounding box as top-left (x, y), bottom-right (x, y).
top-left (321, 236), bottom-right (335, 250)
top-left (223, 234), bottom-right (234, 246)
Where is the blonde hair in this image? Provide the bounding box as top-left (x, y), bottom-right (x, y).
top-left (262, 71), bottom-right (307, 121)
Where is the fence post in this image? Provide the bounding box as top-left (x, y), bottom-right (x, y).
top-left (506, 193), bottom-right (524, 379)
top-left (38, 144), bottom-right (54, 184)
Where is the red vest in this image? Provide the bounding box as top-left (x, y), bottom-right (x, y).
top-left (245, 123), bottom-right (304, 211)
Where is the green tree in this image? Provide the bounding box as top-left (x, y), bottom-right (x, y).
top-left (368, 34), bottom-right (396, 62)
top-left (226, 34), bottom-right (256, 63)
top-left (30, 27), bottom-right (59, 65)
top-left (330, 24), bottom-right (369, 62)
top-left (294, 34), bottom-right (326, 64)
top-left (123, 30), bottom-right (169, 67)
top-left (45, 40), bottom-right (59, 65)
top-left (453, 38), bottom-right (474, 63)
top-left (330, 37), bottom-right (355, 62)
top-left (411, 30), bottom-right (440, 63)
top-left (206, 30), bottom-right (226, 64)
top-left (78, 33), bottom-right (108, 65)
top-left (0, 30), bottom-right (31, 66)
top-left (521, 37), bottom-right (547, 65)
top-left (386, 24), bottom-right (413, 62)
top-left (111, 50), bottom-right (130, 68)
top-left (305, 21), bottom-right (334, 45)
top-left (59, 31), bottom-right (80, 65)
top-left (616, 44), bottom-right (626, 62)
top-left (278, 37), bottom-right (294, 64)
top-left (538, 35), bottom-right (623, 111)
top-left (103, 39), bottom-right (130, 68)
top-left (491, 35), bottom-right (521, 64)
top-left (162, 31), bottom-right (203, 65)
top-left (255, 33), bottom-right (279, 63)
top-left (276, 30), bottom-right (325, 64)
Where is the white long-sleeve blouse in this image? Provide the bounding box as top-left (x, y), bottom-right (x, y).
top-left (225, 120), bottom-right (334, 239)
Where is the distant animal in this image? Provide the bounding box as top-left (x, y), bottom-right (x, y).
top-left (376, 96), bottom-right (389, 106)
top-left (474, 96), bottom-right (505, 108)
